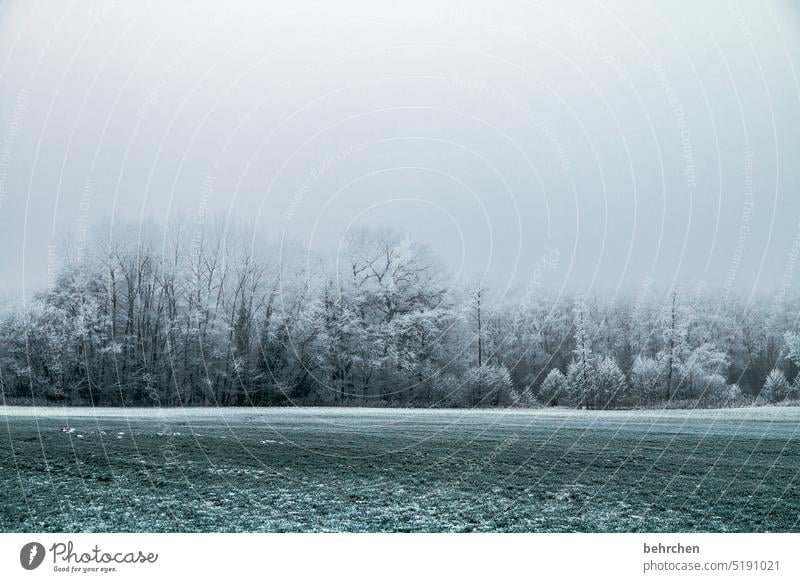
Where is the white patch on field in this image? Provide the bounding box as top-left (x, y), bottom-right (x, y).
top-left (208, 467), bottom-right (267, 477)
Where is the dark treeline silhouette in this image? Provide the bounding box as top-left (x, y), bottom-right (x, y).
top-left (1, 218), bottom-right (800, 409)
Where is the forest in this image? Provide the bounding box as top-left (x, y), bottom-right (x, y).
top-left (1, 218), bottom-right (799, 409)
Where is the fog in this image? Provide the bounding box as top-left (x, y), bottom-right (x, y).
top-left (0, 0), bottom-right (798, 299)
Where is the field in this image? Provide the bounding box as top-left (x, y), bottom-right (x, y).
top-left (1, 406), bottom-right (799, 532)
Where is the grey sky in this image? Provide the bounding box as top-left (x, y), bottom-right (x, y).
top-left (1, 0), bottom-right (799, 300)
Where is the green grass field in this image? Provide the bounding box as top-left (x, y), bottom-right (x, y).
top-left (1, 406), bottom-right (799, 532)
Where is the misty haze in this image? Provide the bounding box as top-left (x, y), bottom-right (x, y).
top-left (1, 0), bottom-right (800, 535)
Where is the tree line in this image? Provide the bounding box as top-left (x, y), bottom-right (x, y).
top-left (1, 218), bottom-right (799, 409)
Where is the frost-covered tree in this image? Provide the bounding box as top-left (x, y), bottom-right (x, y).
top-left (595, 356), bottom-right (627, 409)
top-left (538, 368), bottom-right (567, 406)
top-left (785, 332), bottom-right (800, 391)
top-left (509, 384), bottom-right (538, 408)
top-left (699, 373), bottom-right (729, 407)
top-left (760, 369), bottom-right (792, 403)
top-left (725, 383), bottom-right (746, 406)
top-left (630, 356), bottom-right (662, 405)
top-left (657, 290), bottom-right (688, 401)
top-left (784, 332), bottom-right (800, 367)
top-left (460, 365), bottom-right (513, 406)
top-left (566, 302), bottom-right (597, 408)
top-left (677, 342), bottom-right (730, 401)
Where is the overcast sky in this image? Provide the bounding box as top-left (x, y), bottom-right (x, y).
top-left (1, 0), bottom-right (799, 300)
